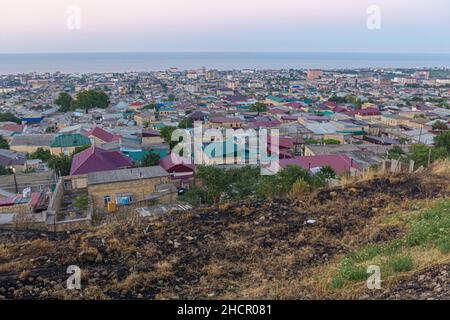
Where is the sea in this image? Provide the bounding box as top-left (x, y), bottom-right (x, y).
top-left (1, 52), bottom-right (450, 74)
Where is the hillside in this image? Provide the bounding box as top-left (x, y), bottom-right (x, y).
top-left (0, 163), bottom-right (449, 300)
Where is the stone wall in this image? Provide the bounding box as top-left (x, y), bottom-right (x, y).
top-left (88, 176), bottom-right (173, 212)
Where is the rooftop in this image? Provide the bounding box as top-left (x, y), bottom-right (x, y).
top-left (88, 166), bottom-right (169, 185)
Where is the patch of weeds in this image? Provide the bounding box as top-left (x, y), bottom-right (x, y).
top-left (329, 200), bottom-right (450, 290)
top-left (330, 276), bottom-right (345, 289)
top-left (387, 255), bottom-right (414, 273)
top-left (339, 258), bottom-right (368, 281)
top-left (348, 245), bottom-right (383, 263)
top-left (437, 238), bottom-right (450, 254)
top-left (405, 200), bottom-right (450, 248)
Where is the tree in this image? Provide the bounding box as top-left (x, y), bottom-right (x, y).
top-left (434, 131), bottom-right (450, 153)
top-left (432, 120), bottom-right (448, 131)
top-left (45, 125), bottom-right (56, 133)
top-left (0, 112), bottom-right (21, 124)
top-left (323, 139), bottom-right (341, 145)
top-left (0, 135), bottom-right (9, 149)
top-left (29, 148), bottom-right (52, 161)
top-left (55, 92), bottom-right (74, 112)
top-left (317, 166), bottom-right (337, 180)
top-left (408, 144), bottom-right (448, 167)
top-left (143, 103), bottom-right (157, 110)
top-left (250, 102), bottom-right (267, 115)
top-left (72, 90), bottom-right (110, 113)
top-left (195, 166), bottom-right (229, 205)
top-left (160, 126), bottom-right (178, 148)
top-left (48, 154), bottom-right (72, 176)
top-left (178, 186), bottom-right (209, 206)
top-left (0, 165), bottom-right (12, 176)
top-left (178, 117), bottom-right (193, 129)
top-left (388, 146), bottom-right (405, 160)
top-left (141, 153), bottom-right (160, 167)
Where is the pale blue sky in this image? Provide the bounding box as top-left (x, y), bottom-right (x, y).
top-left (1, 0), bottom-right (449, 53)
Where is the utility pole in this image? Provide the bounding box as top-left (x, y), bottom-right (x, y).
top-left (428, 147), bottom-right (432, 167)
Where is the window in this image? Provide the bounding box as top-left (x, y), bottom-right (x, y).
top-left (115, 195), bottom-right (134, 206)
top-left (103, 196), bottom-right (111, 206)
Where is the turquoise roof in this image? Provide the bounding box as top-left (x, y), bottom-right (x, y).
top-left (50, 134), bottom-right (91, 148)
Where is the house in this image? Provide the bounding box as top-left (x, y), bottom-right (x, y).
top-left (0, 149), bottom-right (27, 168)
top-left (0, 123), bottom-right (26, 134)
top-left (84, 127), bottom-right (121, 145)
top-left (50, 133), bottom-right (92, 156)
top-left (355, 108), bottom-right (382, 121)
top-left (128, 101), bottom-right (145, 111)
top-left (158, 107), bottom-right (176, 116)
top-left (137, 129), bottom-right (164, 145)
top-left (280, 154), bottom-right (360, 175)
top-left (87, 166), bottom-right (176, 211)
top-left (9, 134), bottom-right (57, 154)
top-left (134, 110), bottom-right (157, 126)
top-left (70, 146), bottom-right (133, 176)
top-left (362, 135), bottom-right (400, 145)
top-left (208, 117), bottom-right (244, 129)
top-left (160, 153), bottom-right (195, 181)
top-left (189, 110), bottom-right (208, 122)
top-left (0, 191), bottom-right (48, 216)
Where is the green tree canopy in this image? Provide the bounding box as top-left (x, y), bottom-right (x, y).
top-left (73, 90), bottom-right (110, 113)
top-left (434, 131), bottom-right (450, 153)
top-left (140, 153), bottom-right (160, 167)
top-left (323, 139), bottom-right (341, 145)
top-left (55, 92), bottom-right (74, 112)
top-left (29, 148), bottom-right (52, 161)
top-left (432, 120), bottom-right (448, 131)
top-left (178, 117), bottom-right (194, 129)
top-left (48, 154), bottom-right (72, 176)
top-left (0, 112), bottom-right (21, 124)
top-left (160, 126), bottom-right (179, 149)
top-left (0, 135), bottom-right (9, 149)
top-left (250, 102), bottom-right (268, 115)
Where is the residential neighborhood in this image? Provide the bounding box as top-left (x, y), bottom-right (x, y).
top-left (1, 67), bottom-right (449, 230)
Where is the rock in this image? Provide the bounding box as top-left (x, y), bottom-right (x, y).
top-left (95, 254), bottom-right (103, 263)
top-left (79, 250), bottom-right (96, 263)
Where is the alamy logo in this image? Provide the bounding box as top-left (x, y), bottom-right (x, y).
top-left (366, 5), bottom-right (381, 30)
top-left (66, 5), bottom-right (81, 30)
top-left (66, 265), bottom-right (81, 290)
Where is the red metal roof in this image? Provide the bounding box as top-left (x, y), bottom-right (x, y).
top-left (85, 127), bottom-right (121, 143)
top-left (280, 154), bottom-right (359, 175)
top-left (160, 153), bottom-right (195, 173)
top-left (70, 146), bottom-right (133, 176)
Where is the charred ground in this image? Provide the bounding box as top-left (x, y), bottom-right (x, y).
top-left (0, 169), bottom-right (449, 300)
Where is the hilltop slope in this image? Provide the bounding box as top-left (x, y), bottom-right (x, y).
top-left (0, 166), bottom-right (449, 300)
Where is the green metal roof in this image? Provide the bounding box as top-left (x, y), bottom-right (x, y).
top-left (50, 134), bottom-right (92, 148)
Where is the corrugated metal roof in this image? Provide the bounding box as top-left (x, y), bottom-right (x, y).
top-left (88, 166), bottom-right (169, 185)
top-left (50, 134), bottom-right (91, 148)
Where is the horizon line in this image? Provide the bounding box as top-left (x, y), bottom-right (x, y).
top-left (2, 51), bottom-right (450, 55)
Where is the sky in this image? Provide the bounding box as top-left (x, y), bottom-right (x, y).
top-left (1, 0), bottom-right (449, 54)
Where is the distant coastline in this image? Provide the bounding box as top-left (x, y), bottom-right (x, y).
top-left (1, 52), bottom-right (450, 74)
